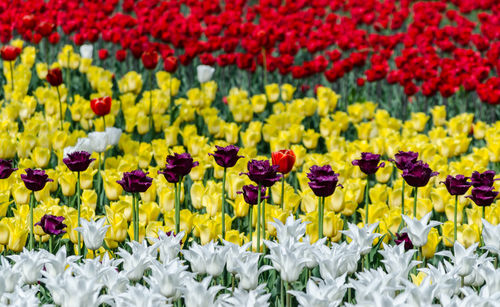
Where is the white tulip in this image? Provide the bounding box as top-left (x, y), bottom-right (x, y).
top-left (218, 285), bottom-right (271, 307)
top-left (116, 284), bottom-right (170, 307)
top-left (436, 242), bottom-right (478, 277)
top-left (75, 218), bottom-right (110, 251)
top-left (234, 253), bottom-right (271, 290)
top-left (105, 127), bottom-right (123, 146)
top-left (182, 276), bottom-right (224, 307)
top-left (87, 132), bottom-right (108, 153)
top-left (341, 222), bottom-right (381, 255)
top-left (0, 257), bottom-right (21, 293)
top-left (9, 249), bottom-right (49, 285)
top-left (80, 44), bottom-right (93, 59)
top-left (401, 213), bottom-right (441, 247)
top-left (289, 276), bottom-right (347, 307)
top-left (116, 241), bottom-right (156, 282)
top-left (481, 218), bottom-right (500, 255)
top-left (265, 241), bottom-right (308, 282)
top-left (149, 231), bottom-right (184, 263)
top-left (197, 65), bottom-right (215, 83)
top-left (146, 259), bottom-right (191, 299)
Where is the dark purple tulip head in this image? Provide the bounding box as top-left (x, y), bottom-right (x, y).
top-left (402, 160), bottom-right (438, 188)
top-left (389, 151), bottom-right (418, 171)
top-left (20, 168), bottom-right (53, 191)
top-left (63, 151), bottom-right (95, 172)
top-left (240, 159), bottom-right (282, 187)
top-left (466, 186), bottom-right (499, 207)
top-left (117, 169), bottom-right (153, 193)
top-left (441, 175), bottom-right (471, 196)
top-left (35, 215), bottom-right (66, 235)
top-left (237, 184), bottom-right (268, 205)
top-left (352, 152), bottom-right (385, 175)
top-left (0, 159), bottom-right (17, 179)
top-left (158, 153), bottom-right (199, 183)
top-left (471, 170), bottom-right (499, 188)
top-left (209, 145), bottom-right (244, 168)
top-left (395, 232), bottom-right (413, 250)
top-left (307, 165), bottom-right (343, 197)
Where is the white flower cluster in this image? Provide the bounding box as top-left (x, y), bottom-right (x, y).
top-left (63, 127), bottom-right (122, 157)
top-left (0, 216), bottom-right (499, 307)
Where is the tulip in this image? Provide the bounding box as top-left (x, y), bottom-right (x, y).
top-left (158, 153), bottom-right (198, 234)
top-left (46, 68), bottom-right (65, 130)
top-left (90, 96), bottom-right (112, 125)
top-left (441, 174), bottom-right (472, 243)
top-left (1, 46), bottom-right (21, 94)
top-left (79, 44), bottom-right (93, 59)
top-left (209, 145), bottom-right (243, 240)
top-left (197, 65), bottom-right (215, 84)
top-left (272, 149), bottom-right (296, 210)
top-left (35, 215), bottom-right (66, 253)
top-left (352, 153), bottom-right (385, 226)
top-left (0, 159), bottom-right (17, 179)
top-left (394, 232), bottom-right (414, 250)
top-left (471, 170), bottom-right (499, 187)
top-left (402, 161), bottom-right (438, 218)
top-left (163, 56), bottom-right (178, 73)
top-left (117, 170), bottom-right (153, 242)
top-left (401, 213), bottom-right (441, 248)
top-left (75, 218), bottom-right (110, 251)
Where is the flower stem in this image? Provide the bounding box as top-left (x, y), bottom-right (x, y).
top-left (49, 235), bottom-right (53, 254)
top-left (413, 187), bottom-right (418, 218)
top-left (256, 183), bottom-right (261, 252)
top-left (248, 207), bottom-right (253, 244)
top-left (365, 176), bottom-right (370, 225)
top-left (222, 168), bottom-right (227, 241)
top-left (56, 86), bottom-right (63, 130)
top-left (77, 172), bottom-right (82, 255)
top-left (148, 70), bottom-right (153, 131)
top-left (175, 182), bottom-right (180, 234)
top-left (401, 180), bottom-right (405, 227)
top-left (261, 48), bottom-right (267, 87)
top-left (9, 60), bottom-right (14, 94)
top-left (318, 197), bottom-right (324, 239)
top-left (29, 192), bottom-right (35, 250)
top-left (262, 190), bottom-right (266, 246)
top-left (281, 175), bottom-right (285, 210)
top-left (481, 206), bottom-right (486, 247)
top-left (102, 115), bottom-right (106, 130)
top-left (454, 195), bottom-right (458, 244)
top-left (281, 278), bottom-right (285, 307)
top-left (286, 281), bottom-right (291, 307)
top-left (133, 193), bottom-right (138, 241)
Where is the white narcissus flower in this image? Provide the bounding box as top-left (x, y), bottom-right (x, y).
top-left (481, 218), bottom-right (500, 255)
top-left (80, 44), bottom-right (93, 59)
top-left (401, 213), bottom-right (441, 247)
top-left (197, 65), bottom-right (215, 83)
top-left (75, 217), bottom-right (110, 251)
top-left (105, 127), bottom-right (122, 146)
top-left (341, 222), bottom-right (381, 255)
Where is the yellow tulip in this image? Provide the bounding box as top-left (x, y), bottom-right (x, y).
top-left (457, 224), bottom-right (480, 248)
top-left (302, 129), bottom-right (320, 149)
top-left (229, 195), bottom-right (249, 218)
top-left (251, 94), bottom-right (267, 113)
top-left (422, 227), bottom-right (441, 258)
top-left (265, 84), bottom-right (280, 102)
top-left (323, 211), bottom-right (343, 241)
top-left (0, 222), bottom-right (9, 245)
top-left (225, 230), bottom-right (247, 246)
top-left (411, 272), bottom-right (427, 286)
top-left (102, 170), bottom-right (124, 201)
top-left (58, 172), bottom-right (77, 197)
top-left (430, 105), bottom-right (446, 126)
top-left (224, 122), bottom-right (240, 144)
top-left (127, 220), bottom-right (146, 242)
top-left (280, 84), bottom-right (295, 102)
top-left (441, 221), bottom-right (455, 247)
top-left (375, 163), bottom-right (393, 183)
top-left (199, 218), bottom-right (218, 245)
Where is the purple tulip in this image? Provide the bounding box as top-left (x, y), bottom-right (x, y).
top-left (0, 159), bottom-right (17, 179)
top-left (63, 151), bottom-right (95, 172)
top-left (389, 151), bottom-right (418, 171)
top-left (395, 232), bottom-right (413, 250)
top-left (466, 186), bottom-right (499, 207)
top-left (471, 170), bottom-right (499, 188)
top-left (402, 161), bottom-right (438, 188)
top-left (441, 175), bottom-right (471, 196)
top-left (209, 145), bottom-right (244, 168)
top-left (237, 184), bottom-right (268, 205)
top-left (117, 169), bottom-right (153, 193)
top-left (35, 215), bottom-right (66, 235)
top-left (352, 152), bottom-right (385, 175)
top-left (307, 165), bottom-right (343, 197)
top-left (20, 169), bottom-right (53, 191)
top-left (240, 160), bottom-right (282, 187)
top-left (158, 153), bottom-right (199, 183)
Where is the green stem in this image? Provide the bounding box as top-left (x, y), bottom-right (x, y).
top-left (133, 193), bottom-right (138, 241)
top-left (29, 192), bottom-right (35, 250)
top-left (77, 172), bottom-right (82, 255)
top-left (148, 70), bottom-right (153, 131)
top-left (262, 189), bottom-right (266, 245)
top-left (281, 278), bottom-right (285, 307)
top-left (56, 86), bottom-right (63, 130)
top-left (102, 115), bottom-right (106, 130)
top-left (413, 187), bottom-right (418, 218)
top-left (9, 60), bottom-right (14, 94)
top-left (248, 207), bottom-right (253, 244)
top-left (401, 180), bottom-right (405, 225)
top-left (281, 175), bottom-right (285, 210)
top-left (286, 281), bottom-right (291, 307)
top-left (481, 206), bottom-right (486, 247)
top-left (222, 168), bottom-right (227, 240)
top-left (454, 195), bottom-right (458, 244)
top-left (256, 184), bottom-right (261, 252)
top-left (318, 197), bottom-right (324, 239)
top-left (231, 273), bottom-right (235, 294)
top-left (49, 235), bottom-right (53, 254)
top-left (175, 182), bottom-right (180, 234)
top-left (365, 176), bottom-right (370, 225)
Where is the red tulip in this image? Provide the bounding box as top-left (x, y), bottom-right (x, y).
top-left (1, 46), bottom-right (21, 61)
top-left (37, 21), bottom-right (54, 37)
top-left (272, 149), bottom-right (296, 174)
top-left (22, 15), bottom-right (36, 30)
top-left (115, 49), bottom-right (127, 62)
top-left (142, 50), bottom-right (158, 70)
top-left (163, 56), bottom-right (178, 73)
top-left (49, 32), bottom-right (60, 45)
top-left (98, 49), bottom-right (109, 60)
top-left (90, 96), bottom-right (112, 116)
top-left (46, 68), bottom-right (63, 87)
